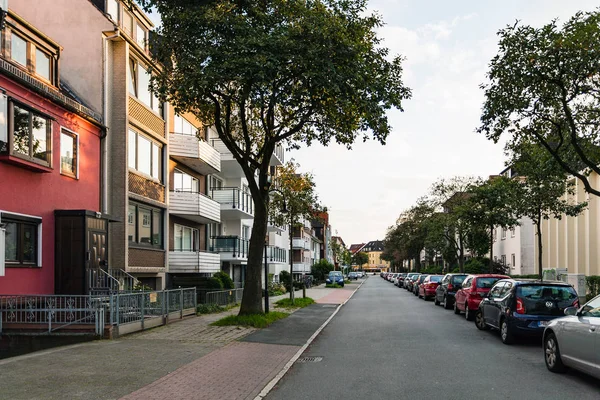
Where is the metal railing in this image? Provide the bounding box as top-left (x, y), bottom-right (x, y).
top-left (0, 294), bottom-right (105, 335)
top-left (211, 187), bottom-right (254, 215)
top-left (204, 289), bottom-right (244, 306)
top-left (267, 246), bottom-right (287, 263)
top-left (88, 268), bottom-right (139, 294)
top-left (210, 236), bottom-right (249, 258)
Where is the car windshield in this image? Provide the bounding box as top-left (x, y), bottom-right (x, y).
top-left (516, 285), bottom-right (578, 316)
top-left (329, 272), bottom-right (342, 278)
top-left (476, 278), bottom-right (500, 288)
top-left (451, 275), bottom-right (468, 284)
top-left (430, 276), bottom-right (442, 283)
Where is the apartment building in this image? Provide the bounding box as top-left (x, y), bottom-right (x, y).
top-left (291, 217), bottom-right (321, 279)
top-left (361, 240), bottom-right (390, 271)
top-left (14, 0), bottom-right (169, 289)
top-left (312, 210), bottom-right (334, 265)
top-left (0, 6), bottom-right (106, 294)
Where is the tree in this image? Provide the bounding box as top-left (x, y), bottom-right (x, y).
top-left (330, 239), bottom-right (350, 270)
top-left (269, 161), bottom-right (321, 304)
top-left (352, 252), bottom-right (369, 270)
top-left (311, 259), bottom-right (334, 282)
top-left (509, 141), bottom-right (587, 280)
top-left (140, 0), bottom-right (411, 315)
top-left (479, 11), bottom-right (600, 196)
top-left (464, 176), bottom-right (520, 271)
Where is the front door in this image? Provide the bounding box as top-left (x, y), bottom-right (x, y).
top-left (88, 230), bottom-right (108, 271)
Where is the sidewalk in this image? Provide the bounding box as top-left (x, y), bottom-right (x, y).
top-left (0, 279), bottom-right (365, 400)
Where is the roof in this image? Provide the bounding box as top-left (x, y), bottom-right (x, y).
top-left (361, 240), bottom-right (384, 252)
top-left (349, 243), bottom-right (365, 254)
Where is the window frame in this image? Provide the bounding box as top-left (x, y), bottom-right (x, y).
top-left (4, 100), bottom-right (53, 167)
top-left (127, 201), bottom-right (163, 249)
top-left (106, 0), bottom-right (120, 22)
top-left (501, 228), bottom-right (506, 240)
top-left (2, 212), bottom-right (42, 268)
top-left (128, 128), bottom-right (162, 182)
top-left (6, 29), bottom-right (57, 86)
top-left (60, 128), bottom-right (78, 178)
top-left (174, 223), bottom-right (199, 252)
top-left (128, 57), bottom-right (161, 114)
top-left (511, 253), bottom-right (516, 269)
top-left (173, 169), bottom-right (199, 193)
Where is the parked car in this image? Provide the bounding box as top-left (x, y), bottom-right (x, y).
top-left (435, 273), bottom-right (468, 309)
top-left (396, 273), bottom-right (408, 287)
top-left (543, 294), bottom-right (600, 379)
top-left (419, 275), bottom-right (443, 300)
top-left (413, 274), bottom-right (429, 296)
top-left (405, 273), bottom-right (420, 291)
top-left (454, 274), bottom-right (510, 320)
top-left (325, 271), bottom-right (345, 287)
top-left (348, 272), bottom-right (358, 280)
top-left (475, 279), bottom-right (579, 344)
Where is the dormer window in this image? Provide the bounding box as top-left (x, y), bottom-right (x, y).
top-left (11, 32), bottom-right (27, 67)
top-left (4, 26), bottom-right (57, 85)
top-left (35, 49), bottom-right (50, 81)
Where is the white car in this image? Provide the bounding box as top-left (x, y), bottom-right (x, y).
top-left (543, 294), bottom-right (600, 379)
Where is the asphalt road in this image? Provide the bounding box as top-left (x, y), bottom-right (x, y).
top-left (266, 275), bottom-right (600, 400)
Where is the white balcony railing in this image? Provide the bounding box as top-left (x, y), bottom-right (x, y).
top-left (168, 251), bottom-right (221, 274)
top-left (170, 190), bottom-right (221, 223)
top-left (170, 133), bottom-right (221, 174)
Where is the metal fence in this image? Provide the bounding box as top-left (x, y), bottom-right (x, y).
top-left (0, 294), bottom-right (105, 335)
top-left (204, 289), bottom-right (244, 306)
top-left (0, 288), bottom-right (196, 337)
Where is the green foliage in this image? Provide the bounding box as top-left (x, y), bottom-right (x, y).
top-left (311, 259), bottom-right (335, 282)
top-left (206, 277), bottom-right (224, 290)
top-left (352, 252), bottom-right (369, 267)
top-left (478, 10), bottom-right (600, 196)
top-left (463, 259), bottom-right (486, 274)
top-left (326, 283), bottom-right (342, 288)
top-left (211, 312), bottom-right (290, 329)
top-left (274, 297), bottom-right (315, 308)
top-left (214, 271), bottom-right (235, 289)
top-left (268, 282), bottom-right (286, 296)
top-left (585, 276), bottom-right (600, 301)
top-left (510, 274), bottom-right (542, 279)
top-left (197, 303), bottom-right (226, 314)
top-left (133, 282), bottom-right (153, 291)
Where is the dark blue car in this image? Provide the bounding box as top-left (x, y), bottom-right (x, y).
top-left (326, 271), bottom-right (344, 287)
top-left (475, 279), bottom-right (579, 344)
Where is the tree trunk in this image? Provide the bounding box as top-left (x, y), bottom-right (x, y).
top-left (289, 215), bottom-right (295, 304)
top-left (489, 225), bottom-right (494, 273)
top-left (536, 217), bottom-right (543, 281)
top-left (239, 200), bottom-right (268, 315)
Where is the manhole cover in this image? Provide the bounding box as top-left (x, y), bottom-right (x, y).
top-left (297, 356), bottom-right (323, 363)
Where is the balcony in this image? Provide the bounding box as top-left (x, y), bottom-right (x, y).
top-left (267, 219), bottom-right (285, 232)
top-left (211, 187), bottom-right (254, 219)
top-left (169, 251), bottom-right (220, 274)
top-left (170, 133), bottom-right (221, 175)
top-left (292, 237), bottom-right (310, 250)
top-left (210, 236), bottom-right (249, 261)
top-left (169, 190), bottom-right (221, 224)
top-left (292, 262), bottom-right (311, 273)
top-left (271, 143), bottom-right (284, 166)
top-left (209, 138), bottom-right (284, 177)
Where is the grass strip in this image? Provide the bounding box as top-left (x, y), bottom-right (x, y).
top-left (211, 311), bottom-right (289, 328)
top-left (274, 297), bottom-right (315, 309)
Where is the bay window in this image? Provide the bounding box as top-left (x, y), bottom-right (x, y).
top-left (128, 128), bottom-right (162, 181)
top-left (128, 202), bottom-right (162, 248)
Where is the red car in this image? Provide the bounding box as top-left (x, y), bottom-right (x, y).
top-left (454, 274), bottom-right (510, 320)
top-left (419, 275), bottom-right (444, 300)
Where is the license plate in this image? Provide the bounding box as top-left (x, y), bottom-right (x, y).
top-left (538, 321), bottom-right (550, 327)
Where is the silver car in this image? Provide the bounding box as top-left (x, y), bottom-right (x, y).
top-left (543, 294), bottom-right (600, 379)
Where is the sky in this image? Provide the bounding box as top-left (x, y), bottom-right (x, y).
top-left (288, 0), bottom-right (600, 246)
top-left (148, 1), bottom-right (600, 247)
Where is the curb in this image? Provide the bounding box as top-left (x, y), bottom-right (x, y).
top-left (254, 278), bottom-right (366, 399)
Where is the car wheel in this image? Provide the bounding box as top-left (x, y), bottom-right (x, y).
top-left (544, 332), bottom-right (566, 373)
top-left (475, 310), bottom-right (489, 331)
top-left (434, 295), bottom-right (440, 306)
top-left (443, 295), bottom-right (452, 310)
top-left (465, 304), bottom-right (474, 321)
top-left (453, 300), bottom-right (461, 314)
top-left (500, 318), bottom-right (514, 345)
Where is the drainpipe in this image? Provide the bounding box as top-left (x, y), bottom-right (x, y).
top-left (101, 29), bottom-right (121, 214)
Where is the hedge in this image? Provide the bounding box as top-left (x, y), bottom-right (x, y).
top-left (585, 276), bottom-right (600, 301)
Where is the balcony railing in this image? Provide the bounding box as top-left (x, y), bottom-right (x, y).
top-left (170, 133), bottom-right (221, 174)
top-left (211, 187), bottom-right (254, 217)
top-left (210, 236), bottom-right (249, 258)
top-left (266, 246), bottom-right (287, 263)
top-left (169, 190), bottom-right (221, 223)
top-left (168, 251), bottom-right (220, 274)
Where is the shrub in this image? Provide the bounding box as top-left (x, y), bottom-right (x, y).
top-left (311, 259), bottom-right (334, 281)
top-left (421, 265), bottom-right (443, 274)
top-left (510, 274), bottom-right (540, 279)
top-left (197, 303), bottom-right (225, 314)
top-left (326, 283), bottom-right (342, 288)
top-left (268, 281), bottom-right (286, 296)
top-left (206, 277), bottom-right (224, 290)
top-left (585, 276), bottom-right (600, 301)
top-left (464, 259), bottom-right (486, 274)
top-left (214, 271), bottom-right (235, 289)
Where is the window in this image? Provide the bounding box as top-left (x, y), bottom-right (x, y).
top-left (493, 228), bottom-right (497, 242)
top-left (136, 23), bottom-right (147, 50)
top-left (3, 214), bottom-right (40, 267)
top-left (129, 58), bottom-right (161, 113)
top-left (128, 202), bottom-right (162, 248)
top-left (60, 129), bottom-right (78, 177)
top-left (173, 115), bottom-right (198, 136)
top-left (210, 175), bottom-right (223, 191)
top-left (128, 129), bottom-right (162, 180)
top-left (501, 254), bottom-right (506, 266)
top-left (501, 228), bottom-right (506, 240)
top-left (107, 0), bottom-right (119, 21)
top-left (489, 282), bottom-right (505, 298)
top-left (4, 103), bottom-right (52, 166)
top-left (173, 169), bottom-right (199, 193)
top-left (511, 254), bottom-right (516, 269)
top-left (510, 227), bottom-right (515, 237)
top-left (123, 11), bottom-right (133, 36)
top-left (35, 49), bottom-right (51, 81)
top-left (174, 224), bottom-right (199, 251)
top-left (11, 32), bottom-right (27, 67)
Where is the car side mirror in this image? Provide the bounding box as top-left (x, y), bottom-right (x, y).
top-left (564, 307), bottom-right (578, 316)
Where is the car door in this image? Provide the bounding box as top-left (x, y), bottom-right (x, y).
top-left (455, 277), bottom-right (472, 311)
top-left (561, 297), bottom-right (600, 376)
top-left (437, 275), bottom-right (449, 301)
top-left (484, 282), bottom-right (506, 327)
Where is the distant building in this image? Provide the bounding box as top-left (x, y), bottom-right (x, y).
top-left (360, 240), bottom-right (390, 271)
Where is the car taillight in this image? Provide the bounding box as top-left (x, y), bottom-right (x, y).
top-left (516, 298), bottom-right (525, 314)
top-left (573, 299), bottom-right (579, 308)
top-left (447, 283), bottom-right (453, 291)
